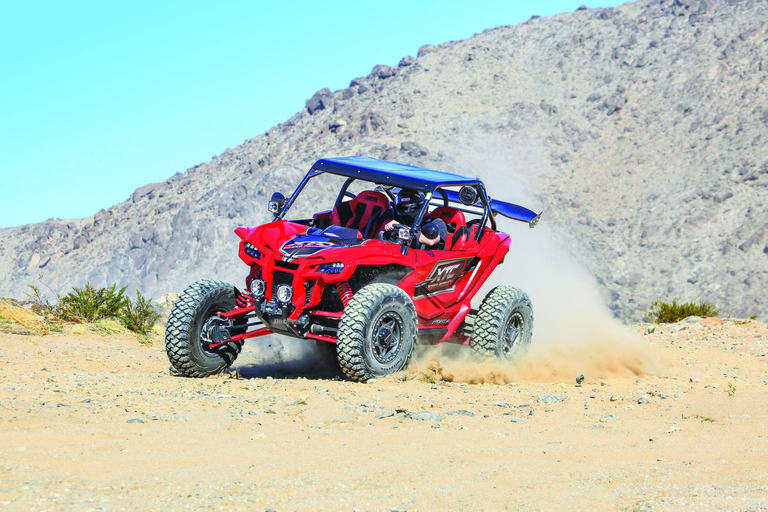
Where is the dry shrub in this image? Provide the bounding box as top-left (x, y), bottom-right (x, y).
top-left (55, 283), bottom-right (129, 323)
top-left (646, 298), bottom-right (719, 323)
top-left (26, 282), bottom-right (160, 336)
top-left (119, 290), bottom-right (160, 335)
top-left (0, 300), bottom-right (49, 334)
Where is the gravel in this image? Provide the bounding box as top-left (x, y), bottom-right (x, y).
top-left (537, 396), bottom-right (566, 404)
top-left (376, 409), bottom-right (395, 419)
top-left (412, 411), bottom-right (441, 422)
top-left (445, 410), bottom-right (475, 417)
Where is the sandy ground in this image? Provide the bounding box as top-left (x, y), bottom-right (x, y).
top-left (1, 319), bottom-right (767, 511)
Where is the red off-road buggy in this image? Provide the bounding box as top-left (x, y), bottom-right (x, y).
top-left (166, 157), bottom-right (541, 381)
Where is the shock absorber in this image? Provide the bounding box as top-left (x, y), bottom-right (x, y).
top-left (236, 288), bottom-right (252, 308)
top-left (336, 281), bottom-right (353, 308)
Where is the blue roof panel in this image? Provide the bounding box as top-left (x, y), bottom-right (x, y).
top-left (312, 156), bottom-right (480, 192)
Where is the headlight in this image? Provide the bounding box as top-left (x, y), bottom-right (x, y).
top-left (243, 242), bottom-right (261, 259)
top-left (276, 284), bottom-right (293, 303)
top-left (317, 262), bottom-right (344, 274)
top-left (249, 278), bottom-right (266, 298)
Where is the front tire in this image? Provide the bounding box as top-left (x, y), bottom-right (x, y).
top-left (165, 279), bottom-right (244, 377)
top-left (337, 283), bottom-right (417, 382)
top-left (471, 286), bottom-right (533, 361)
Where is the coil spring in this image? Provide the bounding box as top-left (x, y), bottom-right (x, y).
top-left (336, 281), bottom-right (353, 308)
top-left (236, 289), bottom-right (252, 308)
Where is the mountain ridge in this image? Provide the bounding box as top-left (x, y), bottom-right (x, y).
top-left (1, 0), bottom-right (766, 321)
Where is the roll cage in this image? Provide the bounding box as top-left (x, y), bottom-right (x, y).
top-left (274, 156), bottom-right (540, 249)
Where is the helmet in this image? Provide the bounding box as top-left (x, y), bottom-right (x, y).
top-left (394, 189), bottom-right (425, 217)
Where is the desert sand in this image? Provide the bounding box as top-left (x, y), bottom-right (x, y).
top-left (1, 317), bottom-right (767, 511)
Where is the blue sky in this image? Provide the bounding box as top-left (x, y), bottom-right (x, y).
top-left (0, 0), bottom-right (626, 228)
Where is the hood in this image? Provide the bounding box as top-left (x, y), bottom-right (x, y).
top-left (279, 225), bottom-right (365, 260)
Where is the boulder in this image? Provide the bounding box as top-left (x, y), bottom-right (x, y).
top-left (417, 44), bottom-right (437, 57)
top-left (605, 95), bottom-right (627, 115)
top-left (400, 141), bottom-right (428, 158)
top-left (306, 88), bottom-right (333, 115)
top-left (73, 234), bottom-right (89, 251)
top-left (372, 64), bottom-right (397, 79)
top-left (131, 182), bottom-right (163, 203)
top-left (359, 110), bottom-right (387, 135)
top-left (129, 233), bottom-right (144, 250)
top-left (329, 119), bottom-right (347, 133)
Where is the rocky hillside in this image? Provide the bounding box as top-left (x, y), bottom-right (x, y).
top-left (1, 0), bottom-right (766, 321)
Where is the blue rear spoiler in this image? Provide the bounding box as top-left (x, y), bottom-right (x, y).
top-left (443, 190), bottom-right (542, 228)
top-left (491, 199), bottom-right (542, 228)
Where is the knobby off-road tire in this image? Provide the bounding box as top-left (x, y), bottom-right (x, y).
top-left (471, 285), bottom-right (533, 362)
top-left (165, 279), bottom-right (244, 378)
top-left (337, 283), bottom-right (417, 382)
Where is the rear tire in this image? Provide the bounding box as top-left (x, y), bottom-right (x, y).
top-left (471, 286), bottom-right (533, 361)
top-left (337, 283), bottom-right (417, 382)
top-left (165, 279), bottom-right (244, 377)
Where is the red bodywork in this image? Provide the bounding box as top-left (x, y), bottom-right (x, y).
top-left (229, 218), bottom-right (511, 346)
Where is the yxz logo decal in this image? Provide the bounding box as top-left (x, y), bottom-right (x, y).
top-left (281, 240), bottom-right (337, 251)
top-left (279, 239), bottom-right (341, 262)
top-left (414, 258), bottom-right (470, 299)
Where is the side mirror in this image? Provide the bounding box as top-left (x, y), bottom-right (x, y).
top-left (269, 192), bottom-right (286, 216)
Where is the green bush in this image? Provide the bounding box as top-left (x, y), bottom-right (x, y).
top-left (119, 290), bottom-right (160, 335)
top-left (646, 298), bottom-right (719, 324)
top-left (55, 283), bottom-right (129, 323)
top-left (26, 281), bottom-right (160, 336)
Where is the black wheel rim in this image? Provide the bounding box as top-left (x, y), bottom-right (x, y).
top-left (502, 312), bottom-right (525, 360)
top-left (200, 313), bottom-right (230, 357)
top-left (372, 311), bottom-right (404, 364)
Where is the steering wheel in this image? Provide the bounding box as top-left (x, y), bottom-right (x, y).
top-left (344, 191), bottom-right (356, 199)
top-left (383, 223), bottom-right (408, 243)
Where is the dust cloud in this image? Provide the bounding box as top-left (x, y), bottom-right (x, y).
top-left (233, 336), bottom-right (340, 379)
top-left (404, 225), bottom-right (657, 385)
top-left (403, 136), bottom-right (658, 384)
top-left (404, 346), bottom-right (519, 385)
top-left (488, 221), bottom-right (656, 382)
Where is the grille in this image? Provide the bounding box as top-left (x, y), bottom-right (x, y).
top-left (271, 270), bottom-right (293, 299)
top-left (275, 259), bottom-right (299, 271)
top-left (304, 281), bottom-right (315, 305)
